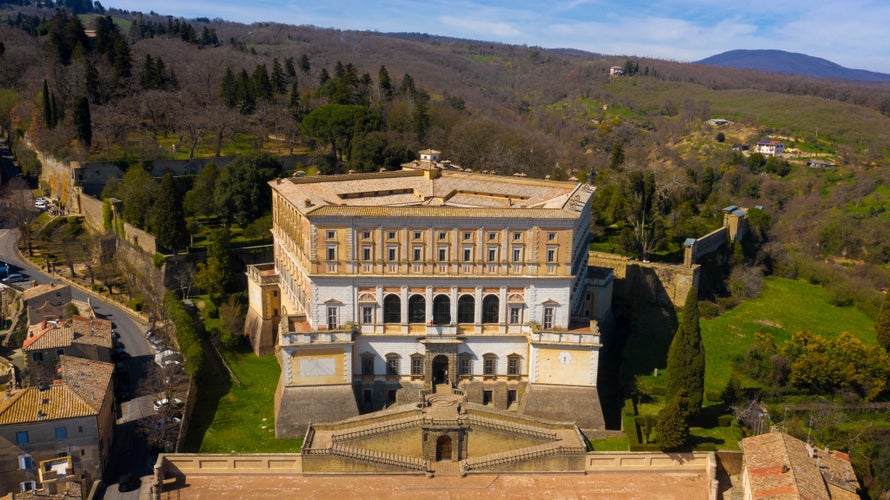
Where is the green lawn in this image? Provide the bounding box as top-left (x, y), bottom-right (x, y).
top-left (700, 277), bottom-right (876, 393)
top-left (188, 351), bottom-right (302, 453)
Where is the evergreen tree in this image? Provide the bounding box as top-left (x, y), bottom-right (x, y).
top-left (655, 391), bottom-right (690, 450)
top-left (73, 95), bottom-right (91, 146)
top-left (220, 66), bottom-right (237, 108)
top-left (152, 173), bottom-right (189, 252)
top-left (284, 56), bottom-right (296, 77)
top-left (665, 288), bottom-right (705, 418)
top-left (251, 64), bottom-right (273, 101)
top-left (42, 80), bottom-right (52, 128)
top-left (378, 65), bottom-right (393, 102)
top-left (412, 88), bottom-right (431, 143)
top-left (318, 67), bottom-right (330, 86)
top-left (287, 81), bottom-right (302, 120)
top-left (271, 58), bottom-right (286, 94)
top-left (399, 72), bottom-right (415, 96)
top-left (298, 53), bottom-right (311, 73)
top-left (183, 163), bottom-right (219, 217)
top-left (876, 290), bottom-right (890, 352)
top-left (84, 59), bottom-right (100, 103)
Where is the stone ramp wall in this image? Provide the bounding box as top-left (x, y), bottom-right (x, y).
top-left (519, 384), bottom-right (605, 431)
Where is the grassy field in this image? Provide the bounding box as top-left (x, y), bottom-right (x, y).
top-left (187, 350), bottom-right (302, 453)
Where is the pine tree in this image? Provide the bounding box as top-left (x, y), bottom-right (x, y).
top-left (84, 59), bottom-right (100, 103)
top-left (271, 58), bottom-right (286, 94)
top-left (876, 290), bottom-right (890, 352)
top-left (284, 56), bottom-right (296, 77)
top-left (73, 95), bottom-right (91, 146)
top-left (152, 173), bottom-right (189, 253)
top-left (665, 287), bottom-right (705, 418)
top-left (378, 65), bottom-right (393, 102)
top-left (298, 53), bottom-right (310, 73)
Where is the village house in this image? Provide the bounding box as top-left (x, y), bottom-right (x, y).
top-left (0, 356), bottom-right (114, 495)
top-left (741, 430), bottom-right (859, 499)
top-left (21, 284), bottom-right (71, 327)
top-left (22, 316), bottom-right (113, 385)
top-left (754, 139), bottom-right (785, 156)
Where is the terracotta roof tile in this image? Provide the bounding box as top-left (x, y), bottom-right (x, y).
top-left (0, 384), bottom-right (97, 425)
top-left (58, 356), bottom-right (113, 411)
top-left (22, 283), bottom-right (71, 302)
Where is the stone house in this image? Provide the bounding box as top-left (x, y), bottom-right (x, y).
top-left (21, 284), bottom-right (71, 327)
top-left (0, 356), bottom-right (114, 495)
top-left (22, 316), bottom-right (112, 386)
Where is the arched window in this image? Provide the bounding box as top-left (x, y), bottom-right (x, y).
top-left (383, 295), bottom-right (401, 324)
top-left (433, 295), bottom-right (451, 324)
top-left (482, 295), bottom-right (499, 324)
top-left (408, 295), bottom-right (426, 323)
top-left (457, 295), bottom-right (475, 324)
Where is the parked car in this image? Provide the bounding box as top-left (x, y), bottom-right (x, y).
top-left (154, 350), bottom-right (181, 367)
top-left (1, 273), bottom-right (26, 283)
top-left (153, 397), bottom-right (183, 411)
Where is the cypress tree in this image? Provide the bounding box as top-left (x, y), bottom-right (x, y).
top-left (655, 390), bottom-right (690, 450)
top-left (665, 287), bottom-right (705, 418)
top-left (152, 172), bottom-right (189, 252)
top-left (42, 80), bottom-right (52, 128)
top-left (876, 290), bottom-right (890, 352)
top-left (73, 95), bottom-right (91, 146)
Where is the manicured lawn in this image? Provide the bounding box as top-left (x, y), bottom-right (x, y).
top-left (190, 351), bottom-right (302, 453)
top-left (699, 277), bottom-right (876, 393)
top-left (589, 436), bottom-right (629, 451)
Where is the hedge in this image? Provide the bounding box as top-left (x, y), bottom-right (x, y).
top-left (163, 291), bottom-right (205, 377)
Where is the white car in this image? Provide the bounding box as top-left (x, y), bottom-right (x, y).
top-left (154, 350), bottom-right (182, 367)
top-left (153, 398), bottom-right (183, 411)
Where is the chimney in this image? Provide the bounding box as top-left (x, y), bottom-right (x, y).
top-left (44, 479), bottom-right (58, 495)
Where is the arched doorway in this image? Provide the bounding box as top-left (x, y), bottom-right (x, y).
top-left (436, 435), bottom-right (452, 461)
top-left (432, 355), bottom-right (449, 386)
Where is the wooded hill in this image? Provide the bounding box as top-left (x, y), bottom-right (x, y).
top-left (1, 3), bottom-right (889, 313)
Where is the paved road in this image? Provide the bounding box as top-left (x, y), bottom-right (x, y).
top-left (1, 149), bottom-right (158, 497)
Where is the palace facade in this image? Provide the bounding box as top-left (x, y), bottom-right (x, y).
top-left (245, 151), bottom-right (613, 437)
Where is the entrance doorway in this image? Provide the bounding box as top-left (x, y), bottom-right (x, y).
top-left (432, 355), bottom-right (449, 386)
top-left (436, 435), bottom-right (452, 461)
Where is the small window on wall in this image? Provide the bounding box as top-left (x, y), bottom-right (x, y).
top-left (387, 231), bottom-right (397, 240)
top-left (362, 231), bottom-right (372, 239)
top-left (386, 353), bottom-right (400, 376)
top-left (326, 230), bottom-right (336, 239)
top-left (326, 246), bottom-right (337, 261)
top-left (411, 354), bottom-right (424, 376)
top-left (327, 306), bottom-right (339, 329)
top-left (483, 354), bottom-right (497, 376)
top-left (438, 231), bottom-right (447, 240)
top-left (362, 306), bottom-right (374, 324)
top-left (543, 306), bottom-right (555, 329)
top-left (458, 354), bottom-right (472, 377)
top-left (488, 232), bottom-right (497, 240)
top-left (18, 454), bottom-right (33, 470)
top-left (361, 354), bottom-right (375, 375)
top-left (362, 246), bottom-right (372, 261)
top-left (546, 248), bottom-right (557, 263)
top-left (388, 246), bottom-right (398, 261)
top-left (438, 247), bottom-right (448, 262)
top-left (509, 305), bottom-right (521, 324)
top-left (507, 354), bottom-right (522, 376)
top-left (513, 232), bottom-right (522, 240)
top-left (413, 231), bottom-right (423, 240)
top-left (55, 427), bottom-right (67, 440)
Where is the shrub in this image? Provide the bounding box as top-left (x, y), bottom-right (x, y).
top-left (717, 415), bottom-right (735, 427)
top-left (705, 391), bottom-right (722, 403)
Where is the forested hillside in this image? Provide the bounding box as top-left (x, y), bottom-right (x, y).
top-left (1, 3), bottom-right (889, 313)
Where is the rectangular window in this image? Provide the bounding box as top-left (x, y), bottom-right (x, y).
top-left (438, 231), bottom-right (447, 240)
top-left (326, 230), bottom-right (336, 239)
top-left (413, 247), bottom-right (423, 261)
top-left (20, 481), bottom-right (36, 493)
top-left (463, 248), bottom-right (472, 262)
top-left (459, 356), bottom-right (471, 376)
top-left (509, 306), bottom-right (521, 324)
top-left (411, 356), bottom-right (423, 376)
top-left (512, 247), bottom-right (522, 262)
top-left (387, 231), bottom-right (397, 239)
top-left (438, 247), bottom-right (447, 262)
top-left (362, 356), bottom-right (374, 375)
top-left (55, 427), bottom-right (67, 440)
top-left (362, 306), bottom-right (373, 324)
top-left (18, 455), bottom-right (33, 470)
top-left (32, 352), bottom-right (43, 362)
top-left (513, 231), bottom-right (522, 240)
top-left (487, 247), bottom-right (497, 262)
top-left (386, 357), bottom-right (399, 376)
top-left (56, 349), bottom-right (64, 356)
top-left (327, 306), bottom-right (338, 330)
top-left (362, 230), bottom-right (371, 239)
top-left (508, 357), bottom-right (520, 375)
top-left (463, 232), bottom-right (472, 240)
top-left (483, 356), bottom-right (496, 376)
top-left (546, 248), bottom-right (557, 263)
top-left (483, 390), bottom-right (493, 405)
top-left (487, 232), bottom-right (497, 240)
top-left (543, 307), bottom-right (554, 329)
top-left (547, 232), bottom-right (556, 241)
top-left (326, 246), bottom-right (337, 261)
top-left (507, 390), bottom-right (517, 406)
top-left (413, 231), bottom-right (423, 240)
top-left (362, 246), bottom-right (372, 261)
top-left (387, 246), bottom-right (398, 261)
top-left (16, 431), bottom-right (28, 445)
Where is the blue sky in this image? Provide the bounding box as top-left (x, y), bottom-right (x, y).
top-left (107, 1), bottom-right (890, 73)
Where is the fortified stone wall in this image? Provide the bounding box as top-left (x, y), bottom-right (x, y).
top-left (684, 227), bottom-right (729, 266)
top-left (588, 252), bottom-right (699, 308)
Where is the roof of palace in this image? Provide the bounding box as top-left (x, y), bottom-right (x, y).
top-left (272, 164), bottom-right (594, 220)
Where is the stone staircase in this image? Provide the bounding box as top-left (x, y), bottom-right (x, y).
top-left (463, 441), bottom-right (586, 472)
top-left (467, 414), bottom-right (557, 441)
top-left (330, 415), bottom-right (423, 442)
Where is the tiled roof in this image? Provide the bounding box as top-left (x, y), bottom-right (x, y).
top-left (22, 283), bottom-right (70, 302)
top-left (22, 316), bottom-right (112, 351)
top-left (306, 206), bottom-right (582, 219)
top-left (742, 431), bottom-right (858, 500)
top-left (0, 383), bottom-right (98, 425)
top-left (58, 356), bottom-right (113, 411)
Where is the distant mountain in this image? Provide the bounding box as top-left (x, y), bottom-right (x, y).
top-left (696, 49), bottom-right (890, 83)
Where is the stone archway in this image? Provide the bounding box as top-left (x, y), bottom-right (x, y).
top-left (436, 435), bottom-right (452, 461)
